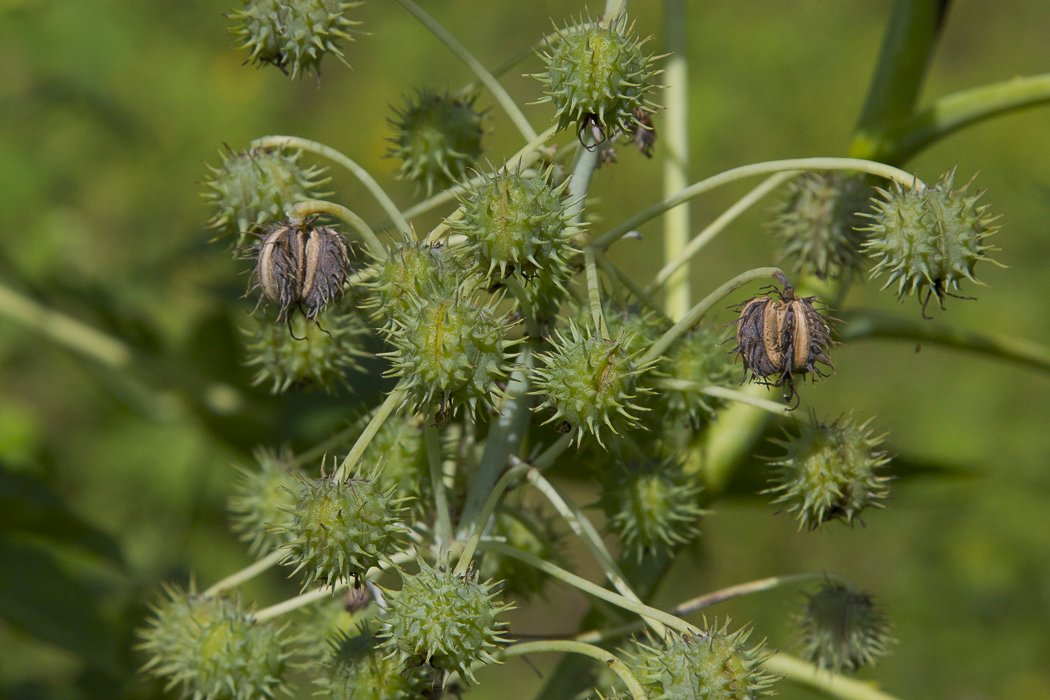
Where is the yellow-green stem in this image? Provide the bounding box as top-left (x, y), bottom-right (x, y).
top-left (661, 0), bottom-right (691, 321)
top-left (288, 200), bottom-right (386, 258)
top-left (503, 641), bottom-right (648, 700)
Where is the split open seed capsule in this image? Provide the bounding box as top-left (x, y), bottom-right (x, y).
top-left (256, 222), bottom-right (350, 320)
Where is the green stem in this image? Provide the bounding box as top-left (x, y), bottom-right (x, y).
top-left (840, 310), bottom-right (1050, 373)
top-left (583, 247), bottom-right (608, 338)
top-left (293, 422), bottom-right (360, 469)
top-left (525, 470), bottom-right (666, 637)
top-left (203, 549), bottom-right (285, 598)
top-left (661, 0), bottom-right (691, 321)
top-left (393, 0), bottom-right (537, 143)
top-left (885, 72), bottom-right (1050, 162)
top-left (334, 385), bottom-right (407, 481)
top-left (251, 135), bottom-right (410, 233)
top-left (700, 386), bottom-right (788, 416)
top-left (454, 464), bottom-right (530, 576)
top-left (765, 653), bottom-right (902, 700)
top-left (424, 422), bottom-right (453, 548)
top-left (647, 172), bottom-right (797, 293)
top-left (288, 200), bottom-right (386, 258)
top-left (641, 267), bottom-right (785, 365)
top-left (591, 158), bottom-right (924, 250)
top-left (503, 641), bottom-right (648, 700)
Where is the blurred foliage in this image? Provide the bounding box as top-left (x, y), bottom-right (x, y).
top-left (0, 1), bottom-right (1048, 699)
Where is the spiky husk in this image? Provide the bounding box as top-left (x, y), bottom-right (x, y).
top-left (316, 626), bottom-right (438, 699)
top-left (389, 90), bottom-right (484, 195)
top-left (363, 236), bottom-right (470, 330)
top-left (798, 583), bottom-right (893, 673)
top-left (227, 447), bottom-right (303, 555)
top-left (379, 559), bottom-right (513, 685)
top-left (769, 173), bottom-right (871, 280)
top-left (860, 169), bottom-right (1001, 311)
top-left (280, 469), bottom-right (409, 588)
top-left (139, 587), bottom-right (294, 700)
top-left (358, 412), bottom-right (430, 510)
top-left (599, 459), bottom-right (706, 560)
top-left (625, 622), bottom-right (777, 699)
top-left (204, 147), bottom-right (328, 248)
top-left (764, 413), bottom-right (892, 530)
top-left (230, 0), bottom-right (362, 79)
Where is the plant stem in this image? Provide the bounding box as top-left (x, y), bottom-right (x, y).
top-left (765, 653), bottom-right (901, 700)
top-left (203, 549), bottom-right (285, 598)
top-left (662, 0), bottom-right (691, 321)
top-left (334, 385), bottom-right (407, 481)
top-left (251, 135), bottom-right (410, 233)
top-left (394, 0), bottom-right (537, 143)
top-left (840, 310), bottom-right (1050, 374)
top-left (454, 464), bottom-right (530, 576)
top-left (591, 158), bottom-right (924, 250)
top-left (647, 172), bottom-right (796, 293)
top-left (700, 386), bottom-right (788, 415)
top-left (525, 470), bottom-right (666, 637)
top-left (641, 267), bottom-right (784, 365)
top-left (584, 247), bottom-right (608, 338)
top-left (424, 422), bottom-right (453, 548)
top-left (503, 641), bottom-right (648, 700)
top-left (288, 200), bottom-right (386, 258)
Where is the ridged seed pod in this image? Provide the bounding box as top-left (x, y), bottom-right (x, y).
top-left (389, 90), bottom-right (485, 195)
top-left (254, 222), bottom-right (351, 321)
top-left (227, 447), bottom-right (302, 555)
top-left (317, 626), bottom-right (438, 699)
top-left (798, 583), bottom-right (893, 672)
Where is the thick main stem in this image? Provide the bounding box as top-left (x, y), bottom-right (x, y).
top-left (661, 0), bottom-right (691, 321)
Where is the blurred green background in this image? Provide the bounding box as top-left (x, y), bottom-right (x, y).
top-left (1, 1), bottom-right (1048, 698)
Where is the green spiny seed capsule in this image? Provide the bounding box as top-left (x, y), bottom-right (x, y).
top-left (626, 622), bottom-right (777, 700)
top-left (389, 90), bottom-right (485, 195)
top-left (537, 15), bottom-right (661, 143)
top-left (364, 236), bottom-right (467, 329)
top-left (204, 147), bottom-right (328, 247)
top-left (733, 279), bottom-right (833, 404)
top-left (479, 508), bottom-right (563, 599)
top-left (279, 468), bottom-right (408, 588)
top-left (379, 558), bottom-right (513, 685)
top-left (452, 166), bottom-right (577, 281)
top-left (657, 326), bottom-right (734, 427)
top-left (383, 284), bottom-right (515, 418)
top-left (317, 626), bottom-right (438, 699)
top-left (860, 169), bottom-right (1002, 315)
top-left (799, 583), bottom-right (893, 673)
top-left (599, 460), bottom-right (706, 560)
top-left (769, 173), bottom-right (871, 280)
top-left (764, 413), bottom-right (891, 530)
top-left (227, 447), bottom-right (303, 555)
top-left (532, 322), bottom-right (652, 445)
top-left (139, 587), bottom-right (293, 700)
top-left (255, 222), bottom-right (351, 321)
top-left (243, 308), bottom-right (368, 393)
top-left (582, 298), bottom-right (669, 358)
top-left (229, 0), bottom-right (362, 79)
top-left (359, 412), bottom-right (431, 509)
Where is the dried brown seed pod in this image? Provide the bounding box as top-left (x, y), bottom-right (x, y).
top-left (255, 222), bottom-right (350, 321)
top-left (733, 279), bottom-right (833, 404)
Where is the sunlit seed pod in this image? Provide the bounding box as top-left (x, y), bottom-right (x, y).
top-left (254, 222), bottom-right (350, 321)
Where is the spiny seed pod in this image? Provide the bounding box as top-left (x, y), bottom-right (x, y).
top-left (379, 558), bottom-right (513, 685)
top-left (254, 222), bottom-right (351, 322)
top-left (451, 166), bottom-right (577, 281)
top-left (138, 587), bottom-right (294, 700)
top-left (229, 0), bottom-right (362, 79)
top-left (317, 626), bottom-right (438, 699)
top-left (243, 308), bottom-right (368, 393)
top-left (531, 322), bottom-right (652, 446)
top-left (798, 583), bottom-right (893, 673)
top-left (860, 169), bottom-right (1002, 315)
top-left (389, 90), bottom-right (485, 195)
top-left (359, 412), bottom-right (431, 509)
top-left (656, 326), bottom-right (734, 427)
top-left (227, 447), bottom-right (303, 555)
top-left (769, 173), bottom-right (871, 280)
top-left (363, 236), bottom-right (468, 329)
top-left (599, 459), bottom-right (706, 561)
top-left (382, 284), bottom-right (516, 418)
top-left (204, 147), bottom-right (328, 248)
top-left (536, 15), bottom-right (661, 143)
top-left (733, 278), bottom-right (833, 404)
top-left (479, 508), bottom-right (563, 599)
top-left (279, 467), bottom-right (409, 588)
top-left (626, 622), bottom-right (777, 700)
top-left (764, 413), bottom-right (891, 530)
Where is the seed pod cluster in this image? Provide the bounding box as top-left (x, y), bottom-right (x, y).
top-left (255, 222), bottom-right (350, 321)
top-left (734, 281), bottom-right (832, 402)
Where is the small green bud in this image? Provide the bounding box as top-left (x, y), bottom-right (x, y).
top-left (229, 0), bottom-right (362, 79)
top-left (380, 558), bottom-right (513, 685)
top-left (317, 626), bottom-right (438, 699)
top-left (227, 447), bottom-right (303, 555)
top-left (139, 587), bottom-right (293, 700)
top-left (532, 322), bottom-right (652, 446)
top-left (280, 467), bottom-right (409, 588)
top-left (389, 90), bottom-right (485, 195)
top-left (860, 169), bottom-right (1002, 314)
top-left (626, 621), bottom-right (777, 700)
top-left (798, 583), bottom-right (893, 673)
top-left (204, 147), bottom-right (328, 247)
top-left (764, 413), bottom-right (891, 530)
top-left (599, 459), bottom-right (706, 560)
